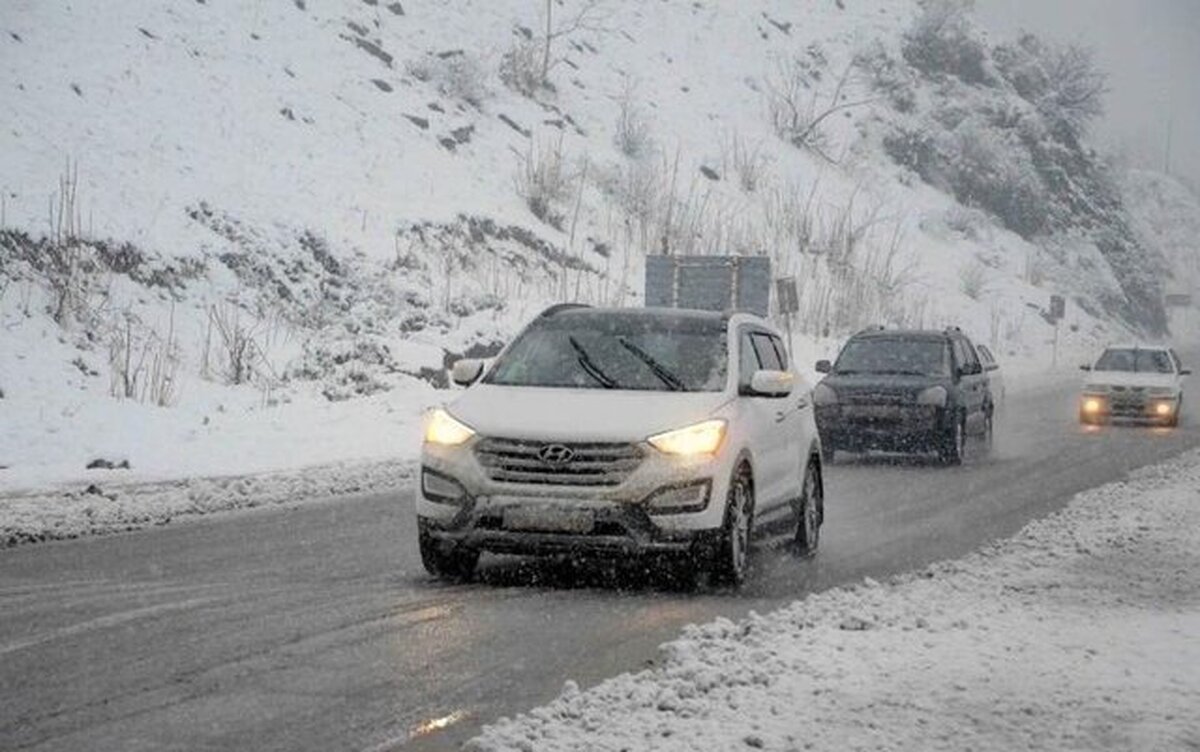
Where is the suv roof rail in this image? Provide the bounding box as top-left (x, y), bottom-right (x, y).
top-left (537, 303), bottom-right (590, 318)
top-left (721, 307), bottom-right (764, 320)
top-left (855, 324), bottom-right (886, 335)
top-left (944, 325), bottom-right (962, 334)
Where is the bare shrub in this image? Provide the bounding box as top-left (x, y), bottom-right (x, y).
top-left (207, 303), bottom-right (258, 386)
top-left (45, 159), bottom-right (89, 325)
top-left (108, 307), bottom-right (180, 406)
top-left (994, 34), bottom-right (1106, 137)
top-left (514, 136), bottom-right (573, 229)
top-left (722, 133), bottom-right (768, 193)
top-left (958, 261), bottom-right (987, 299)
top-left (613, 82), bottom-right (653, 160)
top-left (406, 51), bottom-right (490, 107)
top-left (766, 58), bottom-right (872, 162)
top-left (902, 0), bottom-right (989, 84)
top-left (499, 36), bottom-right (544, 97)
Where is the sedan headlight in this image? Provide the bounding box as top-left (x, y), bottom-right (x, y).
top-left (648, 419), bottom-right (726, 456)
top-left (812, 383), bottom-right (838, 406)
top-left (424, 408), bottom-right (476, 446)
top-left (916, 385), bottom-right (947, 407)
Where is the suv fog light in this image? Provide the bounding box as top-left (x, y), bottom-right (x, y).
top-left (644, 480), bottom-right (711, 514)
top-left (1082, 397), bottom-right (1104, 414)
top-left (1154, 401), bottom-right (1173, 416)
top-left (421, 468), bottom-right (469, 506)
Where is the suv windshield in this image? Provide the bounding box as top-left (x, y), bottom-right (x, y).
top-left (1094, 348), bottom-right (1174, 374)
top-left (834, 337), bottom-right (951, 377)
top-left (485, 313), bottom-right (728, 392)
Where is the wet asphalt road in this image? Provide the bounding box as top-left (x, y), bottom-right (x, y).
top-left (2, 374), bottom-right (1199, 751)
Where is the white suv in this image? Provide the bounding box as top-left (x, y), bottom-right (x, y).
top-left (416, 305), bottom-right (825, 586)
top-left (1079, 344), bottom-right (1190, 426)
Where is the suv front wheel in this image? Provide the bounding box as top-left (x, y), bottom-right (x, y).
top-left (793, 458), bottom-right (822, 556)
top-left (419, 527), bottom-right (479, 581)
top-left (712, 467), bottom-right (754, 586)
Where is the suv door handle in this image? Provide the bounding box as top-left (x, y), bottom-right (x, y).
top-left (775, 411), bottom-right (787, 423)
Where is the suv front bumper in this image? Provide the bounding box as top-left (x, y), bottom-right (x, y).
top-left (416, 437), bottom-right (737, 558)
top-left (816, 404), bottom-right (949, 452)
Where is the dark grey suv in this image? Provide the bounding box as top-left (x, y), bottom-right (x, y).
top-left (812, 327), bottom-right (994, 464)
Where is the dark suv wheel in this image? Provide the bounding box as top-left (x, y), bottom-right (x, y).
top-left (938, 411), bottom-right (965, 465)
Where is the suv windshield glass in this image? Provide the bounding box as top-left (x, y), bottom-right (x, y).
top-left (834, 338), bottom-right (951, 377)
top-left (486, 313), bottom-right (728, 392)
top-left (1094, 348), bottom-right (1174, 374)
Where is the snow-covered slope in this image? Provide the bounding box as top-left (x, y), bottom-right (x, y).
top-left (0, 0), bottom-right (1187, 491)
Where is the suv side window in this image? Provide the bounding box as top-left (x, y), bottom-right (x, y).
top-left (769, 335), bottom-right (789, 370)
top-left (956, 338), bottom-right (981, 374)
top-left (1170, 349), bottom-right (1183, 373)
top-left (751, 332), bottom-right (784, 372)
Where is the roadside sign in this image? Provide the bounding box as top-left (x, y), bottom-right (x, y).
top-left (1049, 294), bottom-right (1065, 321)
top-left (776, 277), bottom-right (799, 314)
top-left (644, 255), bottom-right (771, 316)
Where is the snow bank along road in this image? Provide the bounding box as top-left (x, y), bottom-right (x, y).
top-left (2, 375), bottom-right (1199, 752)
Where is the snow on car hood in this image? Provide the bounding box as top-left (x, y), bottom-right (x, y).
top-left (446, 384), bottom-right (731, 442)
top-left (1084, 371), bottom-right (1179, 390)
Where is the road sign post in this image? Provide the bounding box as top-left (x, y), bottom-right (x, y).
top-left (1049, 294), bottom-right (1065, 370)
top-left (776, 277), bottom-right (799, 358)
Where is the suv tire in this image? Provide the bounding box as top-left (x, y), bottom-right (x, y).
top-left (419, 528), bottom-right (479, 581)
top-left (794, 459), bottom-right (822, 556)
top-left (712, 467), bottom-right (754, 586)
top-left (938, 411), bottom-right (965, 465)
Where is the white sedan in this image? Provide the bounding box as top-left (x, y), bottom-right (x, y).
top-left (1079, 345), bottom-right (1190, 426)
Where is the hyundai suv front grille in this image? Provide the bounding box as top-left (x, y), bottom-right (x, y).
top-left (474, 437), bottom-right (643, 486)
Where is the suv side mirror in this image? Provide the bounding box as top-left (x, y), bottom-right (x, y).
top-left (1181, 368), bottom-right (1192, 376)
top-left (451, 358), bottom-right (485, 387)
top-left (1079, 364), bottom-right (1092, 371)
top-left (748, 370), bottom-right (794, 397)
top-left (815, 360), bottom-right (832, 374)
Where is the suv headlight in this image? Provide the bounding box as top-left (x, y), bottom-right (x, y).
top-left (424, 408), bottom-right (476, 446)
top-left (1083, 383), bottom-right (1110, 393)
top-left (916, 385), bottom-right (947, 406)
top-left (1147, 387), bottom-right (1177, 396)
top-left (648, 419), bottom-right (726, 456)
top-left (812, 383), bottom-right (838, 406)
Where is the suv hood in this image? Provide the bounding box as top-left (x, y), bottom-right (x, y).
top-left (447, 384), bottom-right (731, 442)
top-left (820, 373), bottom-right (947, 402)
top-left (1084, 371), bottom-right (1178, 390)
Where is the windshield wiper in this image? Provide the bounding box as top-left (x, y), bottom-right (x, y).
top-left (617, 337), bottom-right (686, 391)
top-left (568, 336), bottom-right (618, 389)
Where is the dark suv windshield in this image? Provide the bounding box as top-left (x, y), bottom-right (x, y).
top-left (1094, 348), bottom-right (1174, 374)
top-left (834, 337), bottom-right (951, 377)
top-left (486, 313), bottom-right (728, 392)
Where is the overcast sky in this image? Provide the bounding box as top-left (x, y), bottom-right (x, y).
top-left (973, 0), bottom-right (1200, 188)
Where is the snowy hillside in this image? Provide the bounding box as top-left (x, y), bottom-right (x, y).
top-left (0, 0), bottom-right (1190, 492)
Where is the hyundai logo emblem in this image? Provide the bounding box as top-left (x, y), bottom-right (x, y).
top-left (537, 444), bottom-right (575, 466)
